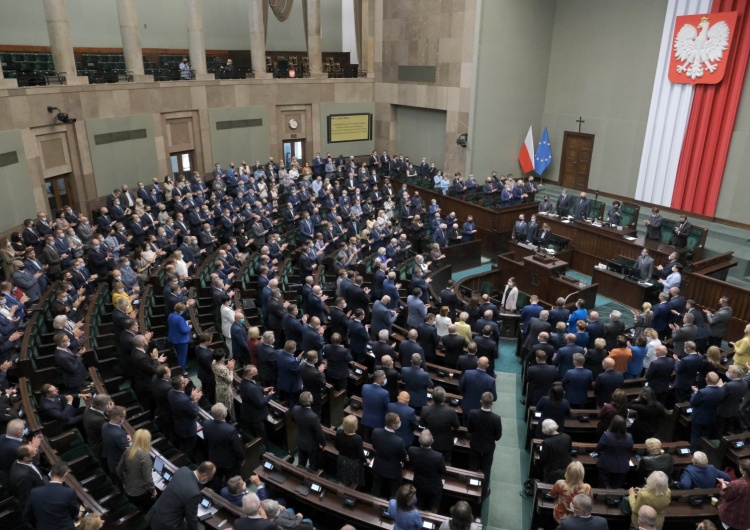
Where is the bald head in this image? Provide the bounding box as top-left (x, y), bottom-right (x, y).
top-left (477, 356), bottom-right (489, 370)
top-left (397, 391), bottom-right (410, 404)
top-left (602, 357), bottom-right (615, 370)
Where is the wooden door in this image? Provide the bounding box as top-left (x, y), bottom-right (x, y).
top-left (559, 131), bottom-right (595, 190)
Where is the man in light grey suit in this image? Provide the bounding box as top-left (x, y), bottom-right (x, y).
top-left (704, 296), bottom-right (733, 347)
top-left (371, 295), bottom-right (397, 337)
top-left (670, 312), bottom-right (698, 358)
top-left (635, 248), bottom-right (654, 280)
top-left (407, 288), bottom-right (429, 329)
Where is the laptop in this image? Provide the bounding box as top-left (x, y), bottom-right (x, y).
top-left (152, 456), bottom-right (166, 485)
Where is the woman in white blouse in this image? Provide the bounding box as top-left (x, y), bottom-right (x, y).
top-left (172, 250), bottom-right (189, 280)
top-left (220, 296), bottom-right (235, 355)
top-left (642, 327), bottom-right (661, 370)
top-left (435, 306), bottom-right (452, 338)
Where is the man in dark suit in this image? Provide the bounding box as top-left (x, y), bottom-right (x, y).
top-left (233, 492), bottom-right (277, 530)
top-left (327, 298), bottom-right (349, 343)
top-left (474, 328), bottom-right (498, 376)
top-left (523, 311), bottom-right (551, 354)
top-left (102, 406), bottom-right (130, 478)
top-left (292, 392), bottom-right (325, 471)
top-left (668, 214), bottom-right (693, 248)
top-left (594, 358), bottom-right (625, 408)
top-left (554, 334), bottom-right (584, 380)
top-left (147, 462), bottom-right (216, 530)
top-left (53, 333), bottom-right (89, 394)
top-left (671, 312), bottom-right (698, 358)
top-left (371, 412), bottom-right (406, 498)
top-left (203, 402), bottom-right (244, 491)
top-left (38, 384), bottom-right (87, 428)
top-left (584, 311), bottom-right (605, 349)
top-left (556, 189), bottom-right (573, 217)
top-left (439, 281), bottom-right (460, 318)
top-left (652, 293), bottom-right (672, 339)
top-left (442, 325), bottom-right (468, 369)
top-left (456, 346), bottom-right (479, 374)
top-left (362, 371), bottom-right (390, 442)
top-left (300, 351), bottom-right (327, 417)
top-left (562, 354), bottom-right (593, 408)
top-left (458, 357), bottom-right (497, 420)
top-left (667, 287), bottom-right (687, 325)
top-left (22, 461), bottom-right (79, 530)
top-left (9, 444), bottom-right (45, 508)
top-left (322, 334), bottom-right (352, 391)
top-left (645, 345), bottom-right (675, 403)
top-left (275, 341), bottom-right (303, 409)
top-left (674, 342), bottom-right (705, 403)
top-left (167, 375), bottom-right (203, 460)
top-left (548, 299), bottom-right (570, 329)
top-left (705, 296), bottom-right (733, 347)
top-left (151, 365), bottom-right (174, 438)
top-left (387, 391), bottom-right (419, 449)
top-left (230, 311), bottom-right (250, 364)
top-left (572, 192), bottom-right (591, 219)
top-left (602, 310), bottom-right (626, 351)
top-left (401, 353), bottom-right (432, 415)
top-left (691, 372), bottom-right (724, 449)
top-left (372, 296), bottom-right (397, 337)
top-left (347, 310), bottom-right (370, 363)
top-left (556, 494), bottom-right (609, 530)
top-left (407, 429), bottom-right (446, 511)
top-left (467, 392), bottom-right (502, 498)
top-left (0, 420), bottom-right (42, 478)
top-left (526, 350), bottom-right (558, 406)
top-left (83, 394), bottom-right (111, 467)
top-left (398, 329), bottom-right (425, 369)
top-left (239, 366), bottom-right (273, 448)
top-left (371, 329), bottom-right (396, 367)
top-left (416, 314), bottom-right (440, 363)
top-left (420, 386), bottom-right (460, 463)
top-left (716, 364), bottom-right (747, 436)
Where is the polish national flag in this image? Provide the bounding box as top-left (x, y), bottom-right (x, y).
top-left (518, 126), bottom-right (535, 174)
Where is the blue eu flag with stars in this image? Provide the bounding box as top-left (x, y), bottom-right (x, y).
top-left (534, 127), bottom-right (552, 175)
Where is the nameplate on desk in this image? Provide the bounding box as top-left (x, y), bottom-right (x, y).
top-left (623, 236), bottom-right (636, 240)
top-left (638, 282), bottom-right (653, 287)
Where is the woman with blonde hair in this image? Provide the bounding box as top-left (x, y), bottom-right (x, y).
top-left (248, 326), bottom-right (261, 367)
top-left (629, 470), bottom-right (671, 529)
top-left (642, 328), bottom-right (661, 370)
top-left (632, 302), bottom-right (654, 338)
top-left (435, 306), bottom-right (452, 338)
top-left (703, 346), bottom-right (728, 380)
top-left (172, 249), bottom-right (190, 280)
top-left (729, 323), bottom-right (750, 367)
top-left (335, 415), bottom-right (366, 488)
top-left (77, 513), bottom-right (104, 530)
top-left (111, 281), bottom-right (135, 314)
top-left (456, 312), bottom-right (473, 342)
top-left (116, 428), bottom-right (156, 512)
top-left (549, 461), bottom-right (592, 523)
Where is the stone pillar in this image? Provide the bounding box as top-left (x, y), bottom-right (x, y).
top-left (249, 0), bottom-right (271, 79)
top-left (42, 0), bottom-right (88, 85)
top-left (116, 0), bottom-right (152, 82)
top-left (361, 0), bottom-right (374, 78)
top-left (185, 0), bottom-right (213, 80)
top-left (305, 0), bottom-right (325, 78)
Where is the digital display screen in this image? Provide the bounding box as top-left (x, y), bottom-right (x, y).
top-left (327, 114), bottom-right (372, 143)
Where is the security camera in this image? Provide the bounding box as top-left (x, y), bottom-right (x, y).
top-left (456, 133), bottom-right (468, 148)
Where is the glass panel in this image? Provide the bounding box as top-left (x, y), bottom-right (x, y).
top-left (56, 178), bottom-right (69, 206)
top-left (170, 155), bottom-right (180, 179)
top-left (181, 153), bottom-right (192, 178)
top-left (294, 141), bottom-right (303, 160)
top-left (45, 180), bottom-right (59, 218)
top-left (283, 143), bottom-right (292, 169)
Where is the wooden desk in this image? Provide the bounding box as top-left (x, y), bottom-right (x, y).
top-left (591, 267), bottom-right (658, 309)
top-left (509, 240), bottom-right (573, 265)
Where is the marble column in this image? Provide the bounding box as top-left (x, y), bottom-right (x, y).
top-left (249, 0), bottom-right (271, 78)
top-left (361, 0), bottom-right (374, 78)
top-left (116, 0), bottom-right (152, 82)
top-left (42, 0), bottom-right (88, 85)
top-left (305, 0), bottom-right (325, 78)
top-left (185, 0), bottom-right (213, 80)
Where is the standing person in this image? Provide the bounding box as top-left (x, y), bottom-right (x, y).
top-left (167, 374), bottom-right (202, 461)
top-left (292, 392), bottom-right (325, 471)
top-left (628, 471), bottom-right (672, 530)
top-left (717, 459), bottom-right (750, 530)
top-left (334, 415), bottom-right (366, 489)
top-left (371, 412), bottom-right (407, 499)
top-left (388, 484), bottom-right (422, 530)
top-left (595, 415), bottom-right (633, 489)
top-left (147, 462), bottom-right (216, 530)
top-left (102, 406), bottom-right (131, 479)
top-left (362, 370), bottom-right (390, 442)
top-left (238, 365), bottom-right (273, 449)
top-left (539, 420), bottom-right (573, 484)
top-left (555, 494), bottom-right (609, 530)
top-left (549, 461), bottom-right (592, 524)
top-left (407, 429), bottom-right (446, 512)
top-left (420, 386), bottom-right (460, 464)
top-left (116, 428), bottom-right (157, 512)
top-left (21, 461), bottom-right (80, 530)
top-left (690, 372), bottom-right (724, 450)
top-left (704, 296), bottom-right (733, 348)
top-left (276, 340), bottom-right (303, 409)
top-left (467, 392), bottom-right (502, 499)
top-left (212, 352), bottom-right (236, 421)
top-left (195, 333), bottom-right (216, 403)
top-left (644, 207), bottom-right (663, 241)
top-left (202, 403), bottom-right (244, 492)
top-left (167, 302), bottom-right (192, 376)
top-left (458, 357), bottom-right (497, 421)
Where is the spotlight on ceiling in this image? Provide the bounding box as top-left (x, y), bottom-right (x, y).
top-left (47, 106), bottom-right (76, 124)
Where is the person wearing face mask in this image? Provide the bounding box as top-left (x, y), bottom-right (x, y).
top-left (147, 462), bottom-right (216, 530)
top-left (53, 332), bottom-right (89, 394)
top-left (101, 406), bottom-right (131, 479)
top-left (167, 302), bottom-right (192, 376)
top-left (372, 412), bottom-right (407, 500)
top-left (362, 370), bottom-right (390, 443)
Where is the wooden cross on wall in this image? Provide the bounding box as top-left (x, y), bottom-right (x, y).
top-left (576, 116), bottom-right (585, 133)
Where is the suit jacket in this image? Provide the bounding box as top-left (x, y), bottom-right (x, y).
top-left (0, 435), bottom-right (25, 475)
top-left (54, 347), bottom-right (88, 392)
top-left (554, 345), bottom-right (584, 380)
top-left (348, 319), bottom-right (370, 356)
top-left (415, 323), bottom-right (440, 361)
top-left (300, 362), bottom-right (327, 408)
top-left (167, 389), bottom-right (199, 438)
top-left (594, 370), bottom-right (625, 407)
top-left (421, 403), bottom-right (461, 454)
top-left (467, 408), bottom-right (502, 453)
top-left (526, 364), bottom-right (558, 405)
top-left (102, 422), bottom-right (129, 474)
top-left (556, 194), bottom-right (573, 216)
top-left (407, 446), bottom-right (445, 490)
top-left (9, 460), bottom-right (45, 507)
top-left (202, 419), bottom-right (244, 469)
top-left (548, 308), bottom-right (570, 329)
top-left (387, 401), bottom-right (418, 448)
top-left (556, 515), bottom-right (609, 530)
top-left (691, 385), bottom-right (724, 426)
top-left (602, 321), bottom-right (626, 351)
top-left (371, 428), bottom-right (406, 479)
top-left (539, 432), bottom-right (572, 479)
top-left (398, 340), bottom-right (425, 369)
top-left (22, 481), bottom-right (79, 530)
top-left (562, 368), bottom-right (593, 405)
top-left (645, 356), bottom-right (676, 396)
top-left (239, 378), bottom-right (271, 425)
top-left (458, 369), bottom-right (497, 414)
top-left (523, 318), bottom-right (552, 351)
top-left (707, 306), bottom-right (733, 339)
top-left (442, 334), bottom-right (468, 369)
top-left (148, 466), bottom-right (202, 530)
top-left (672, 324), bottom-right (697, 358)
top-left (652, 302), bottom-right (671, 333)
top-left (39, 396), bottom-right (79, 424)
top-left (292, 405), bottom-right (325, 452)
top-left (276, 351), bottom-right (302, 393)
top-left (328, 307), bottom-right (349, 341)
top-left (372, 300), bottom-right (396, 336)
top-left (456, 354), bottom-right (479, 374)
top-left (573, 198), bottom-right (591, 219)
top-left (670, 220), bottom-right (692, 247)
top-left (231, 323), bottom-right (250, 360)
top-left (83, 407), bottom-right (108, 458)
top-left (718, 378), bottom-right (747, 419)
top-left (234, 517), bottom-right (277, 530)
top-left (635, 255), bottom-right (654, 280)
top-left (675, 354), bottom-right (706, 396)
top-left (362, 383), bottom-right (390, 428)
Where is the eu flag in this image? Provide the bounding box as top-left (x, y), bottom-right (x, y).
top-left (534, 127), bottom-right (552, 175)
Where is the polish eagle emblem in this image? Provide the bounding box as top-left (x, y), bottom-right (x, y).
top-left (673, 17), bottom-right (731, 80)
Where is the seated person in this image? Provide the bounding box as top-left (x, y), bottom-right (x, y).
top-left (221, 475), bottom-right (272, 507)
top-left (673, 451), bottom-right (731, 489)
top-left (38, 384), bottom-right (89, 427)
top-left (634, 438), bottom-right (674, 486)
top-left (262, 499), bottom-right (313, 529)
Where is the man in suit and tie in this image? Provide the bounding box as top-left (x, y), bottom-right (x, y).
top-left (0, 420), bottom-right (42, 480)
top-left (556, 189), bottom-right (573, 217)
top-left (407, 429), bottom-right (446, 511)
top-left (635, 248), bottom-right (655, 280)
top-left (525, 350), bottom-right (557, 406)
top-left (573, 192), bottom-right (592, 220)
top-left (467, 392), bottom-right (502, 498)
top-left (644, 207), bottom-right (664, 241)
top-left (417, 386), bottom-right (460, 465)
top-left (9, 444), bottom-right (45, 508)
top-left (54, 332), bottom-right (89, 394)
top-left (38, 384), bottom-right (88, 427)
top-left (433, 223), bottom-right (448, 249)
top-left (716, 364), bottom-right (747, 436)
top-left (373, 295), bottom-right (398, 337)
top-left (231, 311), bottom-right (250, 364)
top-left (511, 214), bottom-right (528, 242)
top-left (645, 345), bottom-right (675, 404)
top-left (602, 310), bottom-right (626, 351)
top-left (275, 340), bottom-right (303, 409)
top-left (83, 393), bottom-right (112, 467)
top-left (556, 494), bottom-right (609, 530)
top-left (300, 351), bottom-right (327, 417)
top-left (239, 366), bottom-right (273, 448)
top-left (292, 391), bottom-right (325, 471)
top-left (523, 311), bottom-right (551, 355)
top-left (102, 406), bottom-right (130, 478)
top-left (668, 214), bottom-right (693, 248)
top-left (400, 352), bottom-right (432, 415)
top-left (704, 296), bottom-right (733, 348)
top-left (22, 460), bottom-right (80, 530)
top-left (670, 312), bottom-right (698, 358)
top-left (388, 391), bottom-right (419, 449)
top-left (562, 354), bottom-right (594, 408)
top-left (167, 375), bottom-right (203, 460)
top-left (691, 372), bottom-right (725, 449)
top-left (442, 324), bottom-right (469, 369)
top-left (203, 403), bottom-right (244, 491)
top-left (362, 370), bottom-right (390, 442)
top-left (371, 412), bottom-right (407, 498)
top-left (674, 342), bottom-right (705, 403)
top-left (147, 462), bottom-right (216, 530)
top-left (594, 358), bottom-right (625, 408)
top-left (554, 334), bottom-right (585, 380)
top-left (458, 357), bottom-right (497, 421)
